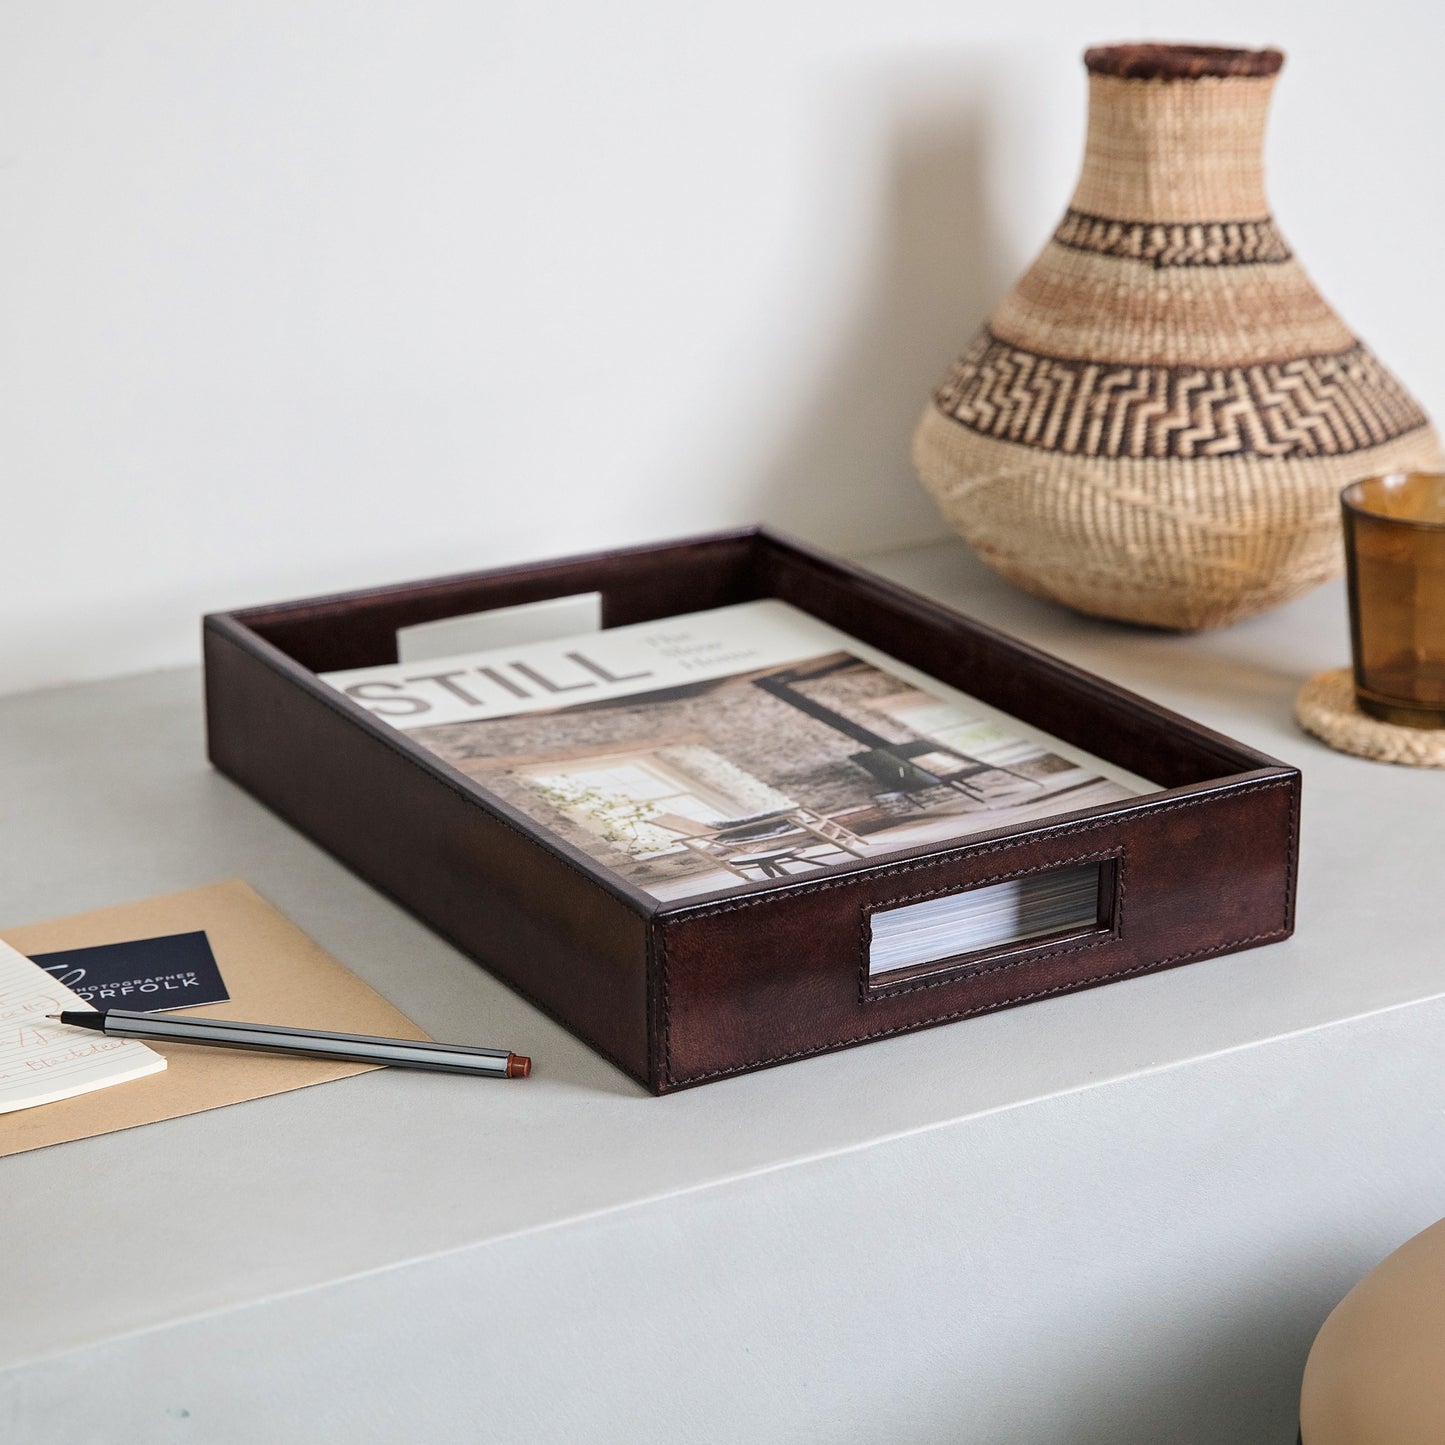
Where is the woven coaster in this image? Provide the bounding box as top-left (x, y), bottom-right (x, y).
top-left (1295, 669), bottom-right (1445, 767)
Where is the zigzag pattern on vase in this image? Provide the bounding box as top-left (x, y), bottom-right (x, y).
top-left (933, 329), bottom-right (1431, 461)
top-left (1052, 209), bottom-right (1293, 267)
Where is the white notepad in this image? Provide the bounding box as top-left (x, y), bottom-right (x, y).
top-left (0, 939), bottom-right (165, 1115)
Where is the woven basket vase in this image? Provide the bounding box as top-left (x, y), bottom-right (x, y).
top-left (913, 44), bottom-right (1441, 630)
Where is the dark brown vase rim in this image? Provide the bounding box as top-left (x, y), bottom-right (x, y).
top-left (1084, 44), bottom-right (1285, 81)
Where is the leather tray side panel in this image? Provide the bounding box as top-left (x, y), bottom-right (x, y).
top-left (654, 774), bottom-right (1299, 1092)
top-left (204, 618), bottom-right (653, 1086)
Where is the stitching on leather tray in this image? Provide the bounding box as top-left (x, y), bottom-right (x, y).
top-left (1283, 778), bottom-right (1300, 934)
top-left (658, 921), bottom-right (672, 1088)
top-left (660, 777), bottom-right (1295, 1088)
top-left (858, 847), bottom-right (1124, 1003)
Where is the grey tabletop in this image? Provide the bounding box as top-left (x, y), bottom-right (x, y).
top-left (3, 540), bottom-right (1444, 1434)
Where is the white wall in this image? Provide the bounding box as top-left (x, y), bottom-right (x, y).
top-left (3, 1), bottom-right (1441, 695)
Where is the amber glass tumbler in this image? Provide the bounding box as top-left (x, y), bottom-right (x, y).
top-left (1342, 473), bottom-right (1445, 728)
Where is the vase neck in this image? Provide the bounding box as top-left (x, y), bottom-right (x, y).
top-left (1069, 72), bottom-right (1275, 224)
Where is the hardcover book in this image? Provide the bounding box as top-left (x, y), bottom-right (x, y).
top-left (321, 602), bottom-right (1156, 946)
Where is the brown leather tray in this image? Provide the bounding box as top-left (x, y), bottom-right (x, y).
top-left (203, 529), bottom-right (1300, 1093)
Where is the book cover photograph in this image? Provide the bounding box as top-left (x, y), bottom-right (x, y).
top-left (323, 602), bottom-right (1157, 903)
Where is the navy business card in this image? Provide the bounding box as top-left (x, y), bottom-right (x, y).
top-left (30, 930), bottom-right (230, 1012)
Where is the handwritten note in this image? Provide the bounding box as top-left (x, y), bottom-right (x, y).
top-left (0, 939), bottom-right (165, 1115)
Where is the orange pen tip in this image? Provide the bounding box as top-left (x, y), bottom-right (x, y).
top-left (507, 1053), bottom-right (532, 1078)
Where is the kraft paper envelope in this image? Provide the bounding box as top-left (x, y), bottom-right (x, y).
top-left (0, 879), bottom-right (430, 1158)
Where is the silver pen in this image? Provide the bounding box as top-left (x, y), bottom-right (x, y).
top-left (48, 1009), bottom-right (531, 1078)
